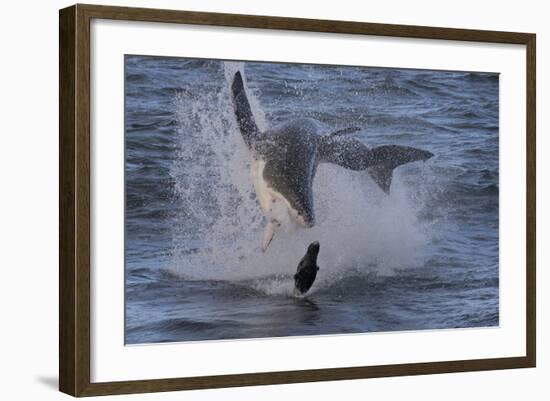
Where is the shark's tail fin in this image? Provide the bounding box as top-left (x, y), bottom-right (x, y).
top-left (319, 136), bottom-right (433, 194)
top-left (231, 71), bottom-right (260, 148)
top-left (366, 145), bottom-right (433, 193)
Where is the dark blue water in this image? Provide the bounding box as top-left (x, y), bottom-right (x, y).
top-left (125, 56), bottom-right (499, 344)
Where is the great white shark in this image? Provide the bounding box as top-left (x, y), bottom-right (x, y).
top-left (231, 71), bottom-right (433, 251)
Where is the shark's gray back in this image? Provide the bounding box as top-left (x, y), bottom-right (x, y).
top-left (256, 119), bottom-right (321, 226)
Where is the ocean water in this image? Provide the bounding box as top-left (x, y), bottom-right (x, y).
top-left (124, 56), bottom-right (499, 344)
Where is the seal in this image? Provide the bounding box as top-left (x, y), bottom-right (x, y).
top-left (294, 241), bottom-right (321, 296)
top-left (231, 71), bottom-right (434, 251)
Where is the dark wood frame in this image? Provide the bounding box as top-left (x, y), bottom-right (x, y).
top-left (59, 3), bottom-right (536, 397)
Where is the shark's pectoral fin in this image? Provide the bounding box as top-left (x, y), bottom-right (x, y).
top-left (231, 71), bottom-right (261, 148)
top-left (261, 221), bottom-right (279, 252)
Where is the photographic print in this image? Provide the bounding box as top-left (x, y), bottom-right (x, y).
top-left (124, 56), bottom-right (499, 344)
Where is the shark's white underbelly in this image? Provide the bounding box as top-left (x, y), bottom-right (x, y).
top-left (250, 159), bottom-right (290, 225)
top-left (251, 158), bottom-right (309, 228)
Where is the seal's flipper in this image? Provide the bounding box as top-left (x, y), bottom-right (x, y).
top-left (318, 136), bottom-right (433, 194)
top-left (231, 71), bottom-right (260, 148)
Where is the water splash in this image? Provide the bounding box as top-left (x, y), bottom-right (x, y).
top-left (168, 61), bottom-right (428, 293)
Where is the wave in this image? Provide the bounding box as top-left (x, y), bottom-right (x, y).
top-left (464, 72), bottom-right (499, 83)
top-left (127, 119), bottom-right (177, 131)
top-left (366, 75), bottom-right (418, 98)
top-left (363, 114), bottom-right (456, 133)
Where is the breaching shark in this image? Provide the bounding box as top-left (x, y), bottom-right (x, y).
top-left (231, 71), bottom-right (433, 251)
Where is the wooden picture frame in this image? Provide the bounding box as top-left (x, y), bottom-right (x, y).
top-left (59, 3), bottom-right (536, 397)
